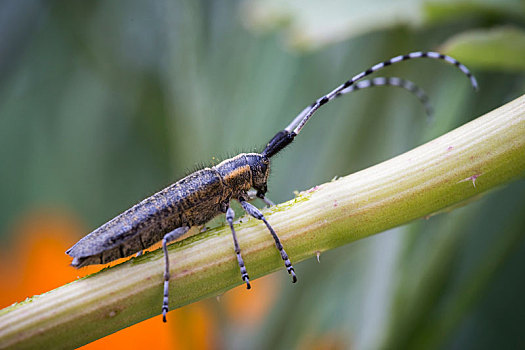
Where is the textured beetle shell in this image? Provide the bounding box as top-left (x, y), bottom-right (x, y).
top-left (66, 153), bottom-right (267, 267)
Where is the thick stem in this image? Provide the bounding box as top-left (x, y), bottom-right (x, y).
top-left (1, 95), bottom-right (524, 349)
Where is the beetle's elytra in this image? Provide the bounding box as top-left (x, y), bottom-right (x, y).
top-left (66, 51), bottom-right (478, 322)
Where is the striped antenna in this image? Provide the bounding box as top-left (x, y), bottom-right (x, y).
top-left (263, 51), bottom-right (477, 159)
top-left (287, 76), bottom-right (434, 131)
top-left (286, 51), bottom-right (477, 136)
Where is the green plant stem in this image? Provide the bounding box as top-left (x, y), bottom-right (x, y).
top-left (1, 95), bottom-right (524, 349)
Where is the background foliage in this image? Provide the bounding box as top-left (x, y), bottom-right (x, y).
top-left (0, 0), bottom-right (524, 349)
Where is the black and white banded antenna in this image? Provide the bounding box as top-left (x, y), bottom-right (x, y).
top-left (288, 76), bottom-right (434, 131)
top-left (262, 51), bottom-right (478, 159)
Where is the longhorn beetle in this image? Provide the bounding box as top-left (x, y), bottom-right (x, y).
top-left (66, 51), bottom-right (478, 322)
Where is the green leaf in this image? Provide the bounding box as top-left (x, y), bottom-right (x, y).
top-left (424, 0), bottom-right (525, 22)
top-left (440, 26), bottom-right (525, 71)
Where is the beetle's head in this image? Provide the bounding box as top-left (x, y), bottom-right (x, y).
top-left (245, 153), bottom-right (270, 195)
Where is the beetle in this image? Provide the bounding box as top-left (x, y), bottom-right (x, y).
top-left (66, 51), bottom-right (477, 322)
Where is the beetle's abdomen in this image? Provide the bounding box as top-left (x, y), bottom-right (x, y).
top-left (66, 168), bottom-right (225, 267)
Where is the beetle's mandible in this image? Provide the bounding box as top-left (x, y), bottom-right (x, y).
top-left (67, 51), bottom-right (478, 322)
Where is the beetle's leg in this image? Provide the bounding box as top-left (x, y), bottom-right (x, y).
top-left (239, 200), bottom-right (297, 283)
top-left (257, 193), bottom-right (275, 207)
top-left (161, 225), bottom-right (190, 323)
top-left (247, 189), bottom-right (275, 207)
top-left (226, 206), bottom-right (251, 289)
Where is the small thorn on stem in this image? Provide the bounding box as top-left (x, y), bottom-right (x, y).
top-left (471, 175), bottom-right (479, 187)
top-left (459, 173), bottom-right (481, 188)
top-left (316, 251), bottom-right (321, 263)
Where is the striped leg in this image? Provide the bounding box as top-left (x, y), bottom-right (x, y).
top-left (226, 207), bottom-right (251, 289)
top-left (161, 225), bottom-right (190, 323)
top-left (239, 200), bottom-right (297, 283)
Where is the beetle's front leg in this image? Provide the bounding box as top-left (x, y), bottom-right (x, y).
top-left (239, 199), bottom-right (297, 283)
top-left (246, 189), bottom-right (275, 207)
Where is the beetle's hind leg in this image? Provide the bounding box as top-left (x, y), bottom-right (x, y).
top-left (161, 225), bottom-right (190, 323)
top-left (239, 199), bottom-right (297, 283)
top-left (225, 206), bottom-right (251, 289)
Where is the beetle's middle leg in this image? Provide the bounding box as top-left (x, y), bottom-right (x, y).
top-left (225, 206), bottom-right (251, 289)
top-left (161, 225), bottom-right (190, 323)
top-left (239, 199), bottom-right (297, 283)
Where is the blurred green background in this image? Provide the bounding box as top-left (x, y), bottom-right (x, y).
top-left (1, 0), bottom-right (525, 349)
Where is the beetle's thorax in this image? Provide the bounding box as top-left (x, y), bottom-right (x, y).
top-left (213, 153), bottom-right (270, 198)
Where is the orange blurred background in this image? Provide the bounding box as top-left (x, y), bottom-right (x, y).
top-left (0, 209), bottom-right (279, 349)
